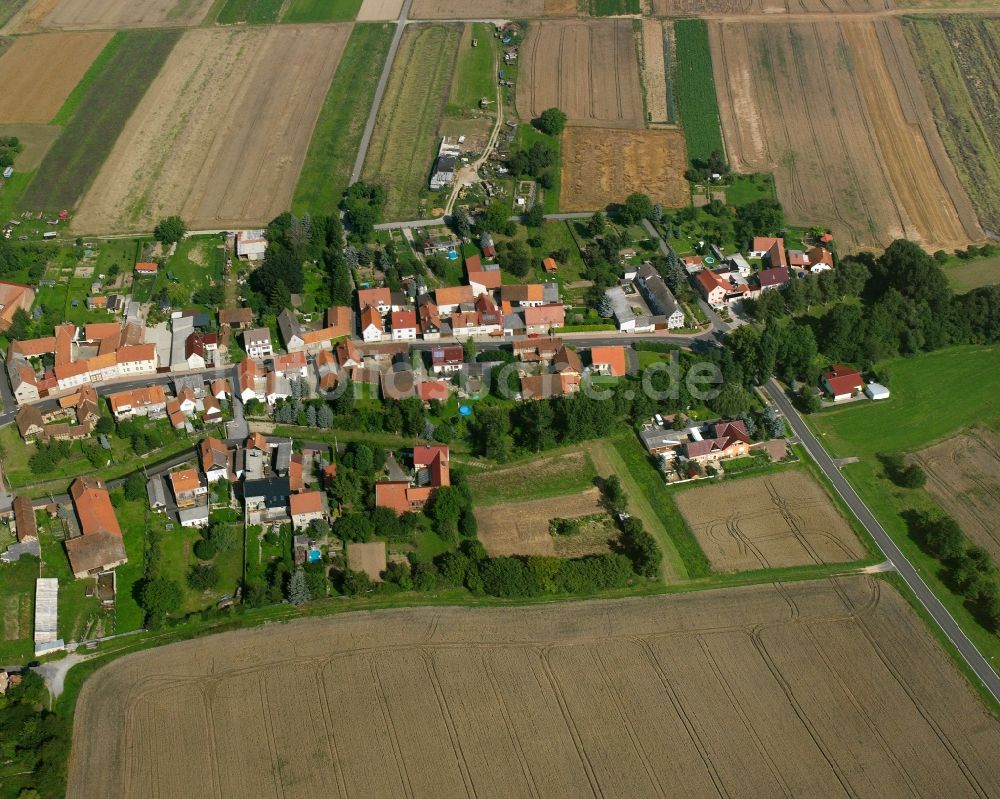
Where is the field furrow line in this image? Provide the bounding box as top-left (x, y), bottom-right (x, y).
top-left (802, 624), bottom-right (924, 795)
top-left (631, 636), bottom-right (730, 799)
top-left (748, 627), bottom-right (860, 798)
top-left (537, 646), bottom-right (605, 799)
top-left (839, 604), bottom-right (991, 797)
top-left (592, 647), bottom-right (668, 799)
top-left (369, 653), bottom-right (417, 799)
top-left (257, 672), bottom-right (286, 799)
top-left (314, 670), bottom-right (349, 799)
top-left (696, 636), bottom-right (793, 797)
top-left (201, 687), bottom-right (224, 799)
top-left (482, 653), bottom-right (542, 799)
top-left (421, 649), bottom-right (479, 799)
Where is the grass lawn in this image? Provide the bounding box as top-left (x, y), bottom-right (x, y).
top-left (448, 23), bottom-right (495, 114)
top-left (809, 346), bottom-right (1000, 458)
top-left (413, 529), bottom-right (452, 563)
top-left (282, 0), bottom-right (360, 21)
top-left (515, 124), bottom-right (561, 213)
top-left (160, 520), bottom-right (243, 614)
top-left (725, 173), bottom-right (776, 207)
top-left (293, 23), bottom-right (395, 216)
top-left (467, 446), bottom-right (598, 506)
top-left (114, 500), bottom-right (152, 632)
top-left (20, 29), bottom-right (180, 214)
top-left (0, 554), bottom-right (38, 662)
top-left (216, 0), bottom-right (283, 23)
top-left (943, 253), bottom-right (1000, 292)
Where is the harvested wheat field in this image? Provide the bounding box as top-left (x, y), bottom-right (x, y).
top-left (411, 0), bottom-right (577, 17)
top-left (561, 126), bottom-right (688, 212)
top-left (640, 19), bottom-right (672, 124)
top-left (917, 429), bottom-right (1000, 566)
top-left (67, 575), bottom-right (1000, 798)
top-left (517, 20), bottom-right (644, 129)
top-left (72, 25), bottom-right (350, 234)
top-left (476, 487), bottom-right (608, 556)
top-left (12, 0), bottom-right (214, 31)
top-left (675, 470), bottom-right (866, 571)
top-left (357, 0), bottom-right (404, 19)
top-left (653, 0), bottom-right (891, 12)
top-left (0, 32), bottom-right (110, 123)
top-left (710, 19), bottom-right (979, 252)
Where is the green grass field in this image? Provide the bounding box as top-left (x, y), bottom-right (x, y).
top-left (0, 554), bottom-right (37, 662)
top-left (809, 346), bottom-right (1000, 458)
top-left (448, 23), bottom-right (495, 113)
top-left (590, 0), bottom-right (641, 13)
top-left (20, 30), bottom-right (179, 215)
top-left (943, 253), bottom-right (1000, 292)
top-left (282, 0), bottom-right (360, 22)
top-left (216, 0), bottom-right (283, 23)
top-left (292, 23), bottom-right (394, 216)
top-left (674, 18), bottom-right (725, 165)
top-left (361, 23), bottom-right (462, 221)
top-left (725, 173), bottom-right (776, 207)
top-left (467, 448), bottom-right (598, 506)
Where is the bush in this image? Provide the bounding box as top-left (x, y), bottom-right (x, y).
top-left (536, 107), bottom-right (567, 136)
top-left (187, 563), bottom-right (219, 591)
top-left (193, 538), bottom-right (217, 560)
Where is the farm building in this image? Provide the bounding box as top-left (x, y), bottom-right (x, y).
top-left (236, 230), bottom-right (268, 261)
top-left (864, 382), bottom-right (890, 401)
top-left (429, 138), bottom-right (462, 190)
top-left (34, 578), bottom-right (62, 656)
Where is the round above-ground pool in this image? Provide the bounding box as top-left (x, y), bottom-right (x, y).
top-left (448, 250), bottom-right (459, 260)
top-left (459, 404), bottom-right (472, 416)
top-left (704, 256), bottom-right (715, 265)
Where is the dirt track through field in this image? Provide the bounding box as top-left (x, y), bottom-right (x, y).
top-left (66, 575), bottom-right (1000, 798)
top-left (561, 126), bottom-right (688, 212)
top-left (675, 470), bottom-right (866, 571)
top-left (517, 19), bottom-right (645, 129)
top-left (917, 428), bottom-right (1000, 567)
top-left (72, 25), bottom-right (350, 234)
top-left (0, 31), bottom-right (110, 123)
top-left (710, 18), bottom-right (977, 251)
top-left (13, 0), bottom-right (214, 30)
top-left (640, 19), bottom-right (670, 124)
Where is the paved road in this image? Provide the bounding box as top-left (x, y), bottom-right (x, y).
top-left (349, 0), bottom-right (414, 185)
top-left (766, 379), bottom-right (1000, 702)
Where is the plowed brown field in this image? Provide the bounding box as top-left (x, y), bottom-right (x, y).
top-left (72, 25), bottom-right (349, 234)
top-left (917, 428), bottom-right (1000, 566)
top-left (560, 126), bottom-right (688, 212)
top-left (13, 0), bottom-right (214, 31)
top-left (66, 576), bottom-right (1000, 798)
top-left (653, 0), bottom-right (892, 12)
top-left (0, 32), bottom-right (110, 123)
top-left (710, 19), bottom-right (979, 252)
top-left (517, 19), bottom-right (644, 129)
top-left (675, 469), bottom-right (866, 571)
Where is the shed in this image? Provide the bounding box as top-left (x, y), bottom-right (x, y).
top-left (864, 382), bottom-right (890, 401)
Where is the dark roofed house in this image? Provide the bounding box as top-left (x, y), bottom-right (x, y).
top-left (636, 263), bottom-right (685, 328)
top-left (430, 154), bottom-right (457, 190)
top-left (244, 477), bottom-right (291, 524)
top-left (756, 267), bottom-right (789, 291)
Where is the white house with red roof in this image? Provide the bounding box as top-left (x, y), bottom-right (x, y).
top-left (821, 364), bottom-right (863, 401)
top-left (390, 310), bottom-right (418, 341)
